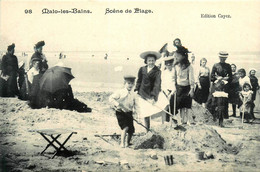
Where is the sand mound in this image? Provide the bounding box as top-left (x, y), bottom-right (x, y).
top-left (134, 125), bottom-right (239, 154)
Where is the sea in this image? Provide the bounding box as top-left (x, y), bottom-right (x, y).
top-left (5, 51), bottom-right (260, 92)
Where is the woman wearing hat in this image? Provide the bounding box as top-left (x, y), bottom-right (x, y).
top-left (1, 43), bottom-right (19, 97)
top-left (29, 41), bottom-right (48, 73)
top-left (135, 51), bottom-right (161, 130)
top-left (174, 46), bottom-right (195, 125)
top-left (210, 51), bottom-right (232, 127)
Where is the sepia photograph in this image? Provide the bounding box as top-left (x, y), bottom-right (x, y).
top-left (0, 0), bottom-right (259, 171)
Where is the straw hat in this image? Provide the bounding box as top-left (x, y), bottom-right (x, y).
top-left (140, 51), bottom-right (161, 60)
top-left (218, 51), bottom-right (229, 58)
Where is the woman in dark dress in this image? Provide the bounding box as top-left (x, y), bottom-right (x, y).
top-left (29, 41), bottom-right (48, 73)
top-left (194, 58), bottom-right (210, 106)
top-left (229, 64), bottom-right (240, 117)
top-left (1, 43), bottom-right (19, 97)
top-left (210, 51), bottom-right (232, 127)
top-left (135, 51), bottom-right (161, 131)
top-left (249, 68), bottom-right (259, 119)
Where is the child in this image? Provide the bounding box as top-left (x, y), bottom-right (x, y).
top-left (174, 46), bottom-right (195, 126)
top-left (239, 83), bottom-right (254, 123)
top-left (109, 75), bottom-right (139, 148)
top-left (27, 58), bottom-right (40, 84)
top-left (161, 56), bottom-right (176, 124)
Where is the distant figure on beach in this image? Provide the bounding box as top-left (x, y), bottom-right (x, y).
top-left (193, 58), bottom-right (210, 107)
top-left (174, 46), bottom-right (195, 126)
top-left (109, 75), bottom-right (139, 148)
top-left (228, 64), bottom-right (240, 117)
top-left (29, 41), bottom-right (48, 73)
top-left (135, 51), bottom-right (161, 131)
top-left (209, 51), bottom-right (232, 127)
top-left (104, 53), bottom-right (108, 60)
top-left (238, 83), bottom-right (254, 123)
top-left (0, 43), bottom-right (19, 97)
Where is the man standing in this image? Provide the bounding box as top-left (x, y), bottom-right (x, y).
top-left (1, 43), bottom-right (19, 97)
top-left (29, 41), bottom-right (48, 73)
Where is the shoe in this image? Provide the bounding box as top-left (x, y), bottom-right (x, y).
top-left (231, 114), bottom-right (236, 117)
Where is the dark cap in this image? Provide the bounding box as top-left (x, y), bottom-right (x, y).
top-left (124, 75), bottom-right (136, 82)
top-left (7, 43), bottom-right (15, 51)
top-left (35, 41), bottom-right (45, 49)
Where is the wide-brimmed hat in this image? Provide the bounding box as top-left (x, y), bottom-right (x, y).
top-left (140, 51), bottom-right (161, 60)
top-left (219, 51), bottom-right (228, 58)
top-left (7, 43), bottom-right (15, 51)
top-left (35, 41), bottom-right (45, 49)
top-left (124, 75), bottom-right (136, 82)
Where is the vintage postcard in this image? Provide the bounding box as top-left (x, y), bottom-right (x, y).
top-left (0, 0), bottom-right (259, 171)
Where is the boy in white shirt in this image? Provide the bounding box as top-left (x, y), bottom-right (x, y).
top-left (109, 75), bottom-right (139, 148)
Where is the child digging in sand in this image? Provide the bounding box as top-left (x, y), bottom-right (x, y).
top-left (109, 75), bottom-right (139, 148)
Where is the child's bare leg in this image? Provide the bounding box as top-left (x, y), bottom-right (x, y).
top-left (121, 127), bottom-right (129, 148)
top-left (126, 133), bottom-right (133, 147)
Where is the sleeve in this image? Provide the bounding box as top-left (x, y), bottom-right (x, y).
top-left (239, 92), bottom-right (243, 101)
top-left (135, 67), bottom-right (143, 92)
top-left (133, 93), bottom-right (140, 116)
top-left (195, 67), bottom-right (201, 85)
top-left (27, 69), bottom-right (33, 84)
top-left (109, 91), bottom-right (120, 107)
top-left (15, 56), bottom-right (18, 72)
top-left (171, 68), bottom-right (176, 92)
top-left (227, 64), bottom-right (232, 84)
top-left (1, 55), bottom-right (7, 75)
top-left (246, 92), bottom-right (253, 103)
top-left (211, 64), bottom-right (217, 82)
top-left (151, 70), bottom-right (161, 101)
top-left (189, 65), bottom-right (195, 89)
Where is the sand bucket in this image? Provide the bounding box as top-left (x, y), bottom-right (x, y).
top-left (164, 155), bottom-right (174, 166)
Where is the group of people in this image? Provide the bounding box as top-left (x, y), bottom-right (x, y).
top-left (109, 38), bottom-right (259, 148)
top-left (0, 41), bottom-right (91, 112)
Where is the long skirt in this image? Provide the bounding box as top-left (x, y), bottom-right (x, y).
top-left (212, 97), bottom-right (229, 119)
top-left (176, 85), bottom-right (192, 110)
top-left (228, 82), bottom-right (240, 104)
top-left (194, 76), bottom-right (210, 104)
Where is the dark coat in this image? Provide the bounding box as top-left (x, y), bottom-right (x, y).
top-left (1, 53), bottom-right (18, 76)
top-left (135, 66), bottom-right (161, 101)
top-left (249, 75), bottom-right (259, 101)
top-left (211, 62), bottom-right (232, 93)
top-left (1, 53), bottom-right (19, 97)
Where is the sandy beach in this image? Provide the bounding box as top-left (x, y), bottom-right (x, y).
top-left (1, 91), bottom-right (260, 172)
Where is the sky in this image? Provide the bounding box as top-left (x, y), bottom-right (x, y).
top-left (0, 0), bottom-right (260, 56)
